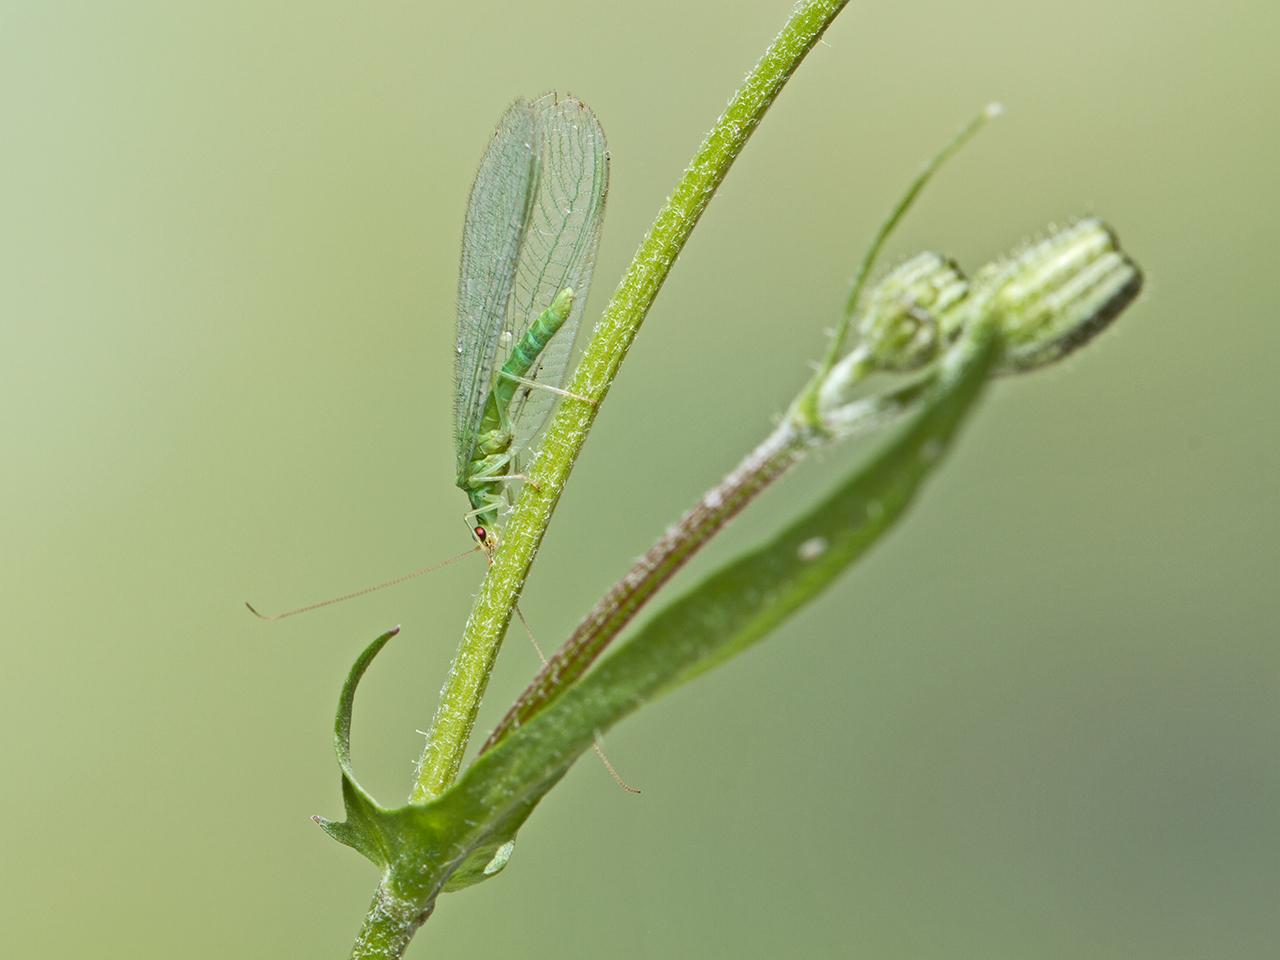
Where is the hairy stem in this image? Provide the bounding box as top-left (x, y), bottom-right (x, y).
top-left (349, 882), bottom-right (426, 960)
top-left (481, 356), bottom-right (939, 749)
top-left (410, 0), bottom-right (852, 805)
top-left (483, 420), bottom-right (807, 750)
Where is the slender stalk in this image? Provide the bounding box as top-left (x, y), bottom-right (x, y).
top-left (410, 0), bottom-right (852, 805)
top-left (481, 105), bottom-right (1001, 749)
top-left (483, 420), bottom-right (807, 750)
top-left (481, 364), bottom-right (937, 749)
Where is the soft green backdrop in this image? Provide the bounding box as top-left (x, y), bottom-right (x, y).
top-left (2, 1), bottom-right (1275, 957)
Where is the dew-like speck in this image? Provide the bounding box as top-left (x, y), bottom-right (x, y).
top-left (919, 438), bottom-right (943, 463)
top-left (797, 536), bottom-right (828, 561)
top-left (483, 840), bottom-right (516, 876)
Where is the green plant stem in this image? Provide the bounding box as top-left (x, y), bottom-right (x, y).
top-left (483, 420), bottom-right (807, 750)
top-left (346, 308), bottom-right (1002, 960)
top-left (410, 0), bottom-right (852, 805)
top-left (478, 107), bottom-right (1001, 744)
top-left (349, 883), bottom-right (425, 960)
top-left (480, 360), bottom-right (935, 749)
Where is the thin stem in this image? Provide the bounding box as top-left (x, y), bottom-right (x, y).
top-left (410, 0), bottom-right (852, 805)
top-left (481, 102), bottom-right (1001, 748)
top-left (480, 356), bottom-right (940, 751)
top-left (483, 420), bottom-right (807, 750)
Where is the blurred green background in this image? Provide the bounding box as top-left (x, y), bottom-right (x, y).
top-left (2, 1), bottom-right (1276, 956)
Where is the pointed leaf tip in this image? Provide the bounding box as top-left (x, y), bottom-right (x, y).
top-left (317, 627), bottom-right (402, 867)
top-left (335, 627), bottom-right (401, 779)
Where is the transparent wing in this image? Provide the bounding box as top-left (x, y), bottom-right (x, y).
top-left (505, 94), bottom-right (609, 457)
top-left (454, 99), bottom-right (540, 477)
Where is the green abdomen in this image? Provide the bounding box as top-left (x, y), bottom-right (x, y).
top-left (459, 287), bottom-right (575, 529)
top-left (490, 287), bottom-right (574, 415)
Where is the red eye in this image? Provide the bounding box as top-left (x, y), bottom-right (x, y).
top-left (474, 526), bottom-right (488, 543)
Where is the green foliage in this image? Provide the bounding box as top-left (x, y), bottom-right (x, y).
top-left (327, 205), bottom-right (1141, 956)
top-left (409, 0), bottom-right (855, 807)
top-left (319, 305), bottom-right (999, 911)
top-left (314, 1), bottom-right (1143, 956)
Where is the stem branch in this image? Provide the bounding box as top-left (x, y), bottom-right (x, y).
top-left (483, 420), bottom-right (807, 749)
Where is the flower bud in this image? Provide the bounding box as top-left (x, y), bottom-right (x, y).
top-left (973, 219), bottom-right (1143, 373)
top-left (857, 252), bottom-right (969, 372)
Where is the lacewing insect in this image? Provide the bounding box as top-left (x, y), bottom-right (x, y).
top-left (454, 93), bottom-right (608, 542)
top-left (248, 93), bottom-right (607, 606)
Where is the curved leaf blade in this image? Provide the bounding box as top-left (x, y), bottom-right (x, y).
top-left (314, 627), bottom-right (400, 868)
top-left (321, 317), bottom-right (999, 904)
top-left (422, 316), bottom-right (1002, 880)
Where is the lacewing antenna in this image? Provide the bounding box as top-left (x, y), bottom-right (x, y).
top-left (245, 546), bottom-right (481, 622)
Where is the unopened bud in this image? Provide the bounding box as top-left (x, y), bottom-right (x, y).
top-left (858, 252), bottom-right (969, 372)
top-left (973, 219), bottom-right (1142, 373)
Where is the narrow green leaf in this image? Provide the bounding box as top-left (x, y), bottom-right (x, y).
top-left (331, 230), bottom-right (1143, 909)
top-left (397, 314), bottom-right (1004, 891)
top-left (643, 332), bottom-right (999, 698)
top-left (314, 627), bottom-right (400, 869)
top-left (314, 624), bottom-right (541, 893)
top-left (327, 313), bottom-right (1000, 906)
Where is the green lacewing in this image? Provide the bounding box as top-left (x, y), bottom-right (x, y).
top-left (454, 93), bottom-right (609, 542)
top-left (247, 94), bottom-right (608, 619)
